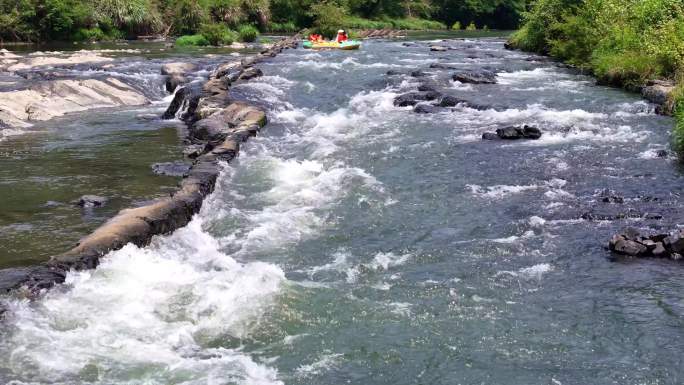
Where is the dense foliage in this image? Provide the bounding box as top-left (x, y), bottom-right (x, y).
top-left (510, 0), bottom-right (684, 153)
top-left (0, 0), bottom-right (529, 44)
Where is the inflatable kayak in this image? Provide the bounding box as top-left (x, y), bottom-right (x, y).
top-left (302, 40), bottom-right (361, 50)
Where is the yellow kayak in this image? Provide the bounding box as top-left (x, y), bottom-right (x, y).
top-left (303, 40), bottom-right (361, 50)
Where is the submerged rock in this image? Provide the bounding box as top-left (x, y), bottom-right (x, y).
top-left (430, 63), bottom-right (459, 70)
top-left (452, 70), bottom-right (497, 84)
top-left (414, 104), bottom-right (437, 114)
top-left (75, 195), bottom-right (107, 208)
top-left (410, 70), bottom-right (427, 77)
top-left (152, 162), bottom-right (192, 177)
top-left (393, 91), bottom-right (442, 107)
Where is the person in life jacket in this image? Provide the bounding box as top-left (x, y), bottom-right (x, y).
top-left (335, 30), bottom-right (348, 43)
top-left (309, 33), bottom-right (323, 42)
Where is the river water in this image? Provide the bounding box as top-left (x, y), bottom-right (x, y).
top-left (1, 34), bottom-right (684, 384)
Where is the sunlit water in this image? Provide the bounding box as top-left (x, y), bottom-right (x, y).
top-left (2, 36), bottom-right (684, 385)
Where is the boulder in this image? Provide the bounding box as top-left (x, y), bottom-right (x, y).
top-left (641, 80), bottom-right (675, 115)
top-left (482, 132), bottom-right (499, 140)
top-left (430, 45), bottom-right (448, 52)
top-left (161, 62), bottom-right (197, 76)
top-left (386, 70), bottom-right (401, 76)
top-left (452, 70), bottom-right (497, 84)
top-left (496, 126), bottom-right (524, 139)
top-left (489, 125), bottom-right (543, 140)
top-left (165, 74), bottom-right (187, 93)
top-left (414, 104), bottom-right (437, 114)
top-left (75, 195), bottom-right (107, 208)
top-left (663, 232), bottom-right (684, 254)
top-left (410, 70), bottom-right (427, 77)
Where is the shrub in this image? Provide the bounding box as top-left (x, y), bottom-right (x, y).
top-left (175, 34), bottom-right (210, 46)
top-left (72, 27), bottom-right (105, 41)
top-left (238, 24), bottom-right (259, 42)
top-left (451, 21), bottom-right (461, 30)
top-left (200, 23), bottom-right (237, 45)
top-left (465, 22), bottom-right (477, 31)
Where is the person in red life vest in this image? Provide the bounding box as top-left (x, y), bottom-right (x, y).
top-left (335, 30), bottom-right (348, 43)
top-left (309, 33), bottom-right (323, 42)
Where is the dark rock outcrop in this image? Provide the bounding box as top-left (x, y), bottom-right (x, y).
top-left (438, 95), bottom-right (466, 107)
top-left (452, 70), bottom-right (497, 84)
top-left (609, 228), bottom-right (684, 261)
top-left (482, 125), bottom-right (542, 140)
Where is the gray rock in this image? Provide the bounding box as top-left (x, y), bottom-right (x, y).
top-left (161, 62), bottom-right (197, 76)
top-left (522, 125), bottom-right (542, 139)
top-left (430, 46), bottom-right (448, 52)
top-left (482, 132), bottom-right (500, 140)
top-left (452, 70), bottom-right (497, 84)
top-left (612, 238), bottom-right (649, 257)
top-left (394, 92), bottom-right (440, 107)
top-left (410, 70), bottom-right (427, 77)
top-left (652, 242), bottom-right (668, 258)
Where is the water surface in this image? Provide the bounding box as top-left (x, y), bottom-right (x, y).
top-left (1, 34), bottom-right (683, 385)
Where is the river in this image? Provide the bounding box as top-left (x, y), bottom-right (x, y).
top-left (1, 33), bottom-right (683, 385)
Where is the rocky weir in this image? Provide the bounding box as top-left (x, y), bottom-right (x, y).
top-left (0, 36), bottom-right (300, 303)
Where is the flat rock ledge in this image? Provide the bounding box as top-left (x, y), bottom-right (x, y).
top-left (608, 227), bottom-right (684, 261)
top-left (0, 35), bottom-right (301, 305)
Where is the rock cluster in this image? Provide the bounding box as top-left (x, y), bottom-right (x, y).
top-left (0, 35), bottom-right (302, 296)
top-left (482, 125), bottom-right (542, 140)
top-left (161, 62), bottom-right (197, 93)
top-left (609, 228), bottom-right (684, 261)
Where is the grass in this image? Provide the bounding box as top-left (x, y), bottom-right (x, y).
top-left (175, 34), bottom-right (210, 46)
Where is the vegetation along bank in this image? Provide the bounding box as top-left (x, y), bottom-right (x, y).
top-left (0, 0), bottom-right (529, 45)
top-left (508, 0), bottom-right (684, 154)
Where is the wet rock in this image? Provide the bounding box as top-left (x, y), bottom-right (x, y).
top-left (394, 91), bottom-right (441, 107)
top-left (482, 125), bottom-right (543, 140)
top-left (656, 149), bottom-right (668, 158)
top-left (410, 70), bottom-right (427, 77)
top-left (166, 74), bottom-right (187, 93)
top-left (438, 95), bottom-right (465, 107)
top-left (386, 70), bottom-right (401, 76)
top-left (152, 162), bottom-right (192, 177)
top-left (608, 228), bottom-right (684, 260)
top-left (183, 144), bottom-right (205, 159)
top-left (430, 45), bottom-right (448, 52)
top-left (75, 195), bottom-right (107, 208)
top-left (641, 80), bottom-right (675, 115)
top-left (482, 132), bottom-right (499, 140)
top-left (237, 67), bottom-right (263, 81)
top-left (414, 104), bottom-right (437, 114)
top-left (161, 62), bottom-right (197, 76)
top-left (452, 70), bottom-right (497, 84)
top-left (522, 125), bottom-right (542, 139)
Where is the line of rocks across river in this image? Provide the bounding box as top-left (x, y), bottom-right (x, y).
top-left (0, 35), bottom-right (302, 310)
